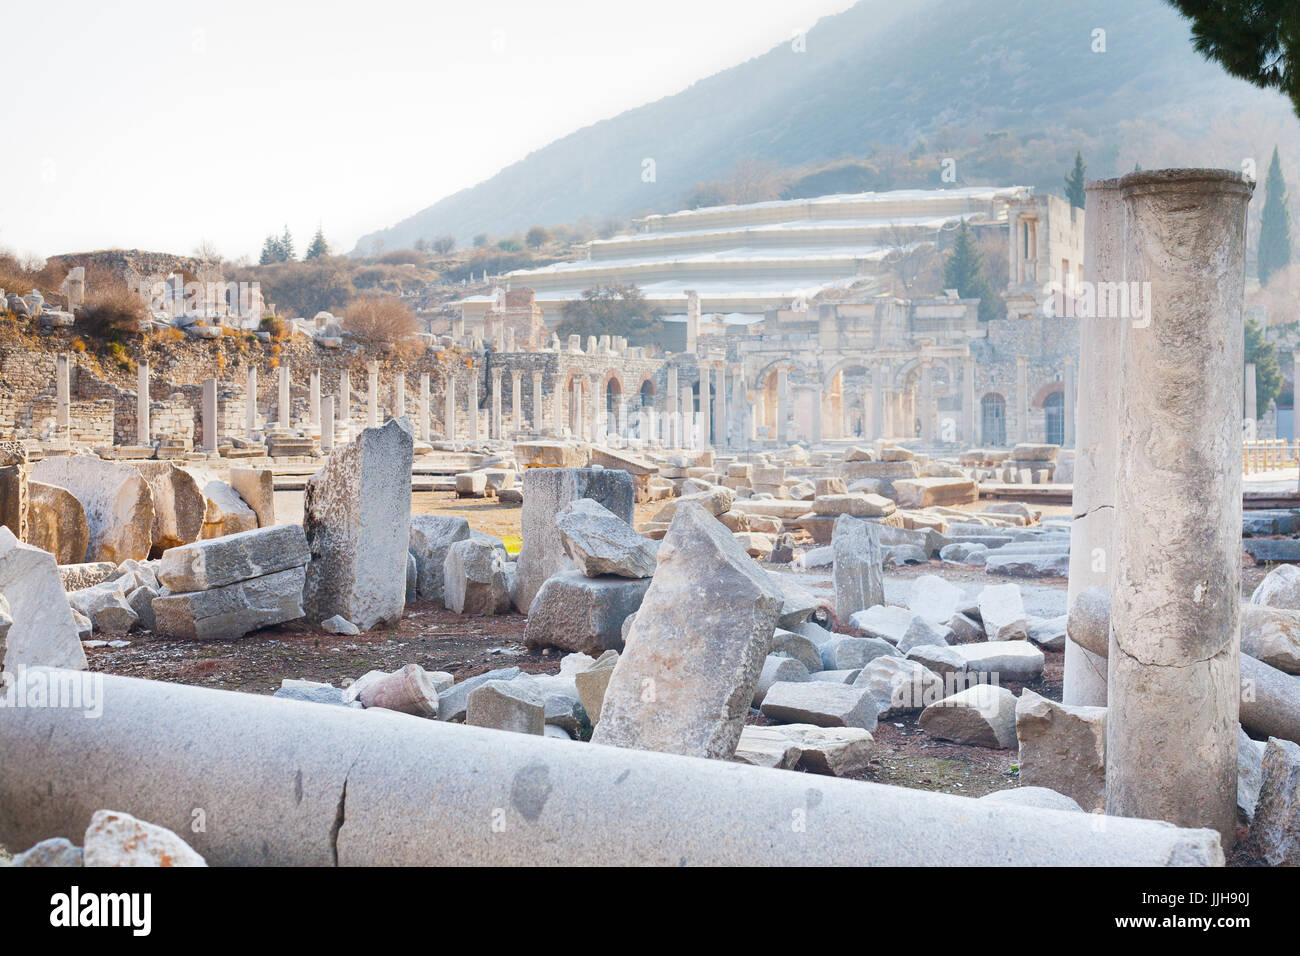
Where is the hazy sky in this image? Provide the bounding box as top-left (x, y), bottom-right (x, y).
top-left (0, 0), bottom-right (857, 261)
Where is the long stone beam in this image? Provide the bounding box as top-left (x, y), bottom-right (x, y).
top-left (0, 672), bottom-right (1223, 866)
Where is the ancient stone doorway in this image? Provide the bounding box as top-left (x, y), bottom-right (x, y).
top-left (981, 393), bottom-right (1006, 447)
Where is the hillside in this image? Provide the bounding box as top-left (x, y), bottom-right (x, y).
top-left (353, 0), bottom-right (1300, 253)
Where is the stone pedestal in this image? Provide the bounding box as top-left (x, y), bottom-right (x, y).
top-left (321, 396), bottom-right (335, 452)
top-left (309, 369), bottom-right (321, 430)
top-left (1107, 168), bottom-right (1252, 847)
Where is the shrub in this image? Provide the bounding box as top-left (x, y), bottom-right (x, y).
top-left (70, 337), bottom-right (87, 353)
top-left (77, 285), bottom-right (147, 339)
top-left (260, 315), bottom-right (289, 342)
top-left (344, 295), bottom-right (419, 349)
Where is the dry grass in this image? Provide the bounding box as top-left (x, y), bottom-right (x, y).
top-left (77, 285), bottom-right (147, 338)
top-left (344, 294), bottom-right (419, 350)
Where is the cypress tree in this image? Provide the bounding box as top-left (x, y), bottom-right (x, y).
top-left (1259, 146), bottom-right (1292, 287)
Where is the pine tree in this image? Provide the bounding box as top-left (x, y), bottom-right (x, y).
top-left (1064, 152), bottom-right (1087, 209)
top-left (305, 226), bottom-right (330, 260)
top-left (1246, 316), bottom-right (1282, 411)
top-left (259, 234), bottom-right (282, 265)
top-left (943, 220), bottom-right (998, 322)
top-left (1167, 2), bottom-right (1300, 118)
top-left (280, 226), bottom-right (296, 262)
top-left (1259, 146), bottom-right (1292, 287)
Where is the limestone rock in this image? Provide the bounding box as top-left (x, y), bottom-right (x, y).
top-left (67, 578), bottom-right (138, 635)
top-left (152, 566), bottom-right (306, 640)
top-left (848, 605), bottom-right (915, 644)
top-left (650, 486), bottom-right (734, 523)
top-left (524, 570), bottom-right (650, 654)
top-left (919, 684), bottom-right (1019, 749)
top-left (832, 514), bottom-right (884, 622)
top-left (896, 616), bottom-right (952, 653)
top-left (776, 724), bottom-right (874, 776)
top-left (82, 809), bottom-right (206, 867)
top-left (853, 656), bottom-right (945, 717)
top-left (57, 562), bottom-right (119, 591)
top-left (952, 641), bottom-right (1045, 682)
top-left (771, 628), bottom-right (825, 673)
top-left (25, 481), bottom-right (89, 565)
top-left (1015, 689), bottom-right (1106, 811)
top-left (11, 837), bottom-right (83, 867)
top-left (128, 585), bottom-right (158, 631)
top-left (227, 466), bottom-right (276, 528)
top-left (409, 515), bottom-right (471, 603)
top-left (1254, 737), bottom-right (1300, 865)
top-left (1027, 615), bottom-right (1068, 651)
top-left (198, 480), bottom-right (258, 539)
top-left (0, 526), bottom-right (86, 671)
top-left (1066, 585), bottom-right (1111, 658)
top-left (979, 787), bottom-right (1083, 813)
top-left (733, 726), bottom-right (803, 769)
top-left (136, 461), bottom-right (205, 555)
top-left (760, 680), bottom-right (877, 729)
top-left (467, 680), bottom-right (545, 735)
top-left (157, 523), bottom-right (310, 593)
top-left (977, 583), bottom-right (1029, 641)
top-left (1250, 564), bottom-right (1300, 610)
top-left (574, 649), bottom-right (618, 724)
top-left (357, 664), bottom-right (439, 717)
top-left (752, 654), bottom-right (810, 707)
top-left (435, 666), bottom-right (522, 722)
top-left (556, 498), bottom-right (657, 578)
top-left (303, 420), bottom-right (413, 631)
top-left (765, 570), bottom-right (822, 629)
top-left (907, 574), bottom-right (964, 625)
top-left (442, 538), bottom-right (510, 615)
top-left (591, 501), bottom-right (783, 759)
top-left (819, 634), bottom-right (898, 670)
top-left (30, 457), bottom-right (154, 564)
top-left (813, 493), bottom-right (895, 518)
top-left (1238, 727), bottom-right (1264, 823)
top-left (1241, 604), bottom-right (1300, 674)
top-left (515, 467), bottom-right (634, 613)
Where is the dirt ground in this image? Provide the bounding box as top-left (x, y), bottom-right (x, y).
top-left (78, 490), bottom-right (1275, 866)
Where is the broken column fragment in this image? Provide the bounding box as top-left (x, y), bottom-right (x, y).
top-left (832, 514), bottom-right (884, 622)
top-left (29, 456), bottom-right (154, 564)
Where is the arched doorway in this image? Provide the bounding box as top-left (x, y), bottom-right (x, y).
top-left (981, 393), bottom-right (1006, 447)
top-left (1044, 391), bottom-right (1064, 446)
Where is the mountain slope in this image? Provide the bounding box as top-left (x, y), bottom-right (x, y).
top-left (354, 0), bottom-right (1300, 253)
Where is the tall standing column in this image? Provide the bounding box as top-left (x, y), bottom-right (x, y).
top-left (1245, 363), bottom-right (1258, 435)
top-left (445, 376), bottom-right (457, 440)
top-left (681, 385), bottom-right (695, 448)
top-left (919, 358), bottom-right (934, 442)
top-left (962, 356), bottom-right (976, 445)
top-left (587, 377), bottom-right (600, 442)
top-left (338, 369), bottom-right (351, 439)
top-left (1063, 356), bottom-right (1076, 447)
top-left (136, 361), bottom-right (150, 446)
top-left (321, 396), bottom-right (335, 453)
top-left (468, 371), bottom-right (480, 442)
top-left (1015, 356), bottom-right (1029, 443)
top-left (490, 368), bottom-right (503, 440)
top-left (278, 363), bottom-right (291, 430)
top-left (246, 366), bottom-right (258, 439)
top-left (511, 370), bottom-right (523, 437)
top-left (666, 367), bottom-right (679, 447)
top-left (202, 379), bottom-right (218, 453)
top-left (1107, 168), bottom-right (1251, 846)
top-left (1065, 179), bottom-right (1123, 708)
top-left (777, 368), bottom-right (790, 444)
top-left (713, 366), bottom-right (727, 448)
top-left (419, 373), bottom-right (431, 442)
top-left (870, 362), bottom-right (884, 440)
top-left (811, 384), bottom-right (824, 444)
top-left (532, 371), bottom-right (544, 431)
top-left (394, 372), bottom-right (406, 421)
top-left (54, 353), bottom-right (71, 444)
top-left (552, 376), bottom-right (565, 436)
top-left (367, 362), bottom-right (379, 428)
top-left (698, 366), bottom-right (712, 448)
top-left (309, 370), bottom-right (321, 431)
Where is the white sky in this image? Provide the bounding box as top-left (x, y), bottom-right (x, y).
top-left (0, 0), bottom-right (857, 262)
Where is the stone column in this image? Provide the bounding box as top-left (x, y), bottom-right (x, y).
top-left (419, 373), bottom-right (431, 442)
top-left (136, 361), bottom-right (150, 446)
top-left (1063, 356), bottom-right (1076, 447)
top-left (962, 356), bottom-right (976, 445)
top-left (246, 366), bottom-right (258, 439)
top-left (698, 365), bottom-right (712, 448)
top-left (532, 371), bottom-right (544, 431)
top-left (56, 353), bottom-right (70, 442)
top-left (278, 362), bottom-right (291, 429)
top-left (870, 361), bottom-right (884, 440)
top-left (202, 379), bottom-right (218, 452)
top-left (367, 362), bottom-right (379, 428)
top-left (666, 366), bottom-right (679, 447)
top-left (919, 358), bottom-right (934, 442)
top-left (491, 368), bottom-right (503, 440)
top-left (338, 369), bottom-right (351, 438)
top-left (714, 366), bottom-right (727, 448)
top-left (394, 372), bottom-right (406, 421)
top-left (445, 376), bottom-right (457, 440)
top-left (552, 376), bottom-right (564, 435)
top-left (321, 396), bottom-right (335, 453)
top-left (1107, 169), bottom-right (1252, 846)
top-left (309, 369), bottom-right (321, 430)
top-left (1015, 356), bottom-right (1029, 443)
top-left (587, 376), bottom-right (600, 442)
top-left (1245, 362), bottom-right (1258, 435)
top-left (468, 371), bottom-right (480, 442)
top-left (777, 368), bottom-right (790, 443)
top-left (685, 290), bottom-right (700, 354)
top-left (511, 369), bottom-right (523, 437)
top-left (811, 383), bottom-right (824, 444)
top-left (681, 385), bottom-right (695, 448)
top-left (1065, 179), bottom-right (1122, 708)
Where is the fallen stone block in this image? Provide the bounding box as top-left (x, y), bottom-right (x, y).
top-left (135, 461), bottom-right (205, 555)
top-left (733, 726), bottom-right (803, 769)
top-left (819, 634), bottom-right (898, 671)
top-left (443, 538), bottom-right (511, 615)
top-left (1253, 737), bottom-right (1300, 865)
top-left (575, 650), bottom-right (618, 725)
top-left (524, 570), bottom-right (650, 655)
top-left (774, 724), bottom-right (874, 776)
top-left (919, 684), bottom-right (1018, 749)
top-left (57, 562), bottom-right (119, 591)
top-left (304, 419), bottom-right (413, 631)
top-left (1241, 655), bottom-right (1300, 746)
top-left (436, 666), bottom-right (523, 722)
top-left (357, 664), bottom-right (440, 717)
top-left (813, 493), bottom-right (895, 518)
top-left (67, 578), bottom-right (138, 635)
top-left (556, 498), bottom-right (657, 579)
top-left (759, 681), bottom-right (877, 730)
top-left (1066, 585), bottom-right (1110, 658)
top-left (765, 570), bottom-right (822, 629)
top-left (409, 515), bottom-right (471, 603)
top-left (985, 550), bottom-right (1071, 578)
top-left (1250, 564), bottom-right (1300, 609)
top-left (978, 787), bottom-right (1083, 813)
top-left (82, 809), bottom-right (206, 867)
top-left (752, 654), bottom-right (810, 707)
top-left (848, 605), bottom-right (915, 644)
top-left (30, 457), bottom-right (154, 564)
top-left (1238, 727), bottom-right (1265, 824)
top-left (906, 574), bottom-right (964, 625)
top-left (1015, 689), bottom-right (1106, 811)
top-left (197, 479), bottom-right (258, 540)
top-left (892, 477), bottom-right (978, 509)
top-left (1241, 604), bottom-right (1300, 674)
top-left (454, 471), bottom-right (488, 498)
top-left (157, 523), bottom-right (310, 593)
top-left (853, 656), bottom-right (945, 717)
top-left (772, 628), bottom-right (824, 673)
top-left (832, 514), bottom-right (884, 622)
top-left (591, 501), bottom-right (783, 759)
top-left (227, 466), bottom-right (276, 528)
top-left (0, 527), bottom-right (86, 671)
top-left (977, 583), bottom-right (1029, 641)
top-left (1027, 615), bottom-right (1067, 650)
top-left (896, 616), bottom-right (953, 653)
top-left (951, 641), bottom-right (1045, 682)
top-left (467, 680), bottom-right (545, 735)
top-left (322, 614), bottom-right (359, 635)
top-left (25, 481), bottom-right (89, 565)
top-left (152, 566), bottom-right (306, 640)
